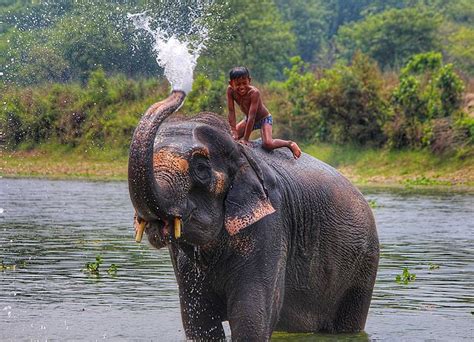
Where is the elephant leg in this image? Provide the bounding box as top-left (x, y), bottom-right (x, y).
top-left (333, 285), bottom-right (373, 332)
top-left (333, 255), bottom-right (378, 332)
top-left (179, 290), bottom-right (225, 340)
top-left (227, 278), bottom-right (285, 341)
top-left (170, 246), bottom-right (225, 340)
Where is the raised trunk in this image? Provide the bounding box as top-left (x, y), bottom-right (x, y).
top-left (128, 90), bottom-right (186, 221)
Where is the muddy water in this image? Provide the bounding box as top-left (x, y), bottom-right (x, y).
top-left (1, 179), bottom-right (473, 341)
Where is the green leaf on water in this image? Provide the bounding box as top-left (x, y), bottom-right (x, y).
top-left (0, 260), bottom-right (16, 271)
top-left (84, 255), bottom-right (103, 275)
top-left (428, 263), bottom-right (440, 270)
top-left (395, 267), bottom-right (416, 284)
top-left (107, 264), bottom-right (118, 276)
top-left (83, 255), bottom-right (119, 277)
top-left (368, 199), bottom-right (378, 208)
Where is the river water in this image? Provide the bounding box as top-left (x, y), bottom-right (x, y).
top-left (1, 178), bottom-right (473, 341)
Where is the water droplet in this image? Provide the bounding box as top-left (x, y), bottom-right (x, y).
top-left (128, 6), bottom-right (211, 93)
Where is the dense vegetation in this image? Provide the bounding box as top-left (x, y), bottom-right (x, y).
top-left (1, 0), bottom-right (473, 161)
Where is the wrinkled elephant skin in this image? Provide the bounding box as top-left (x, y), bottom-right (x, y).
top-left (128, 92), bottom-right (379, 341)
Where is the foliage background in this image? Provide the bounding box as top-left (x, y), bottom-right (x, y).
top-left (1, 0), bottom-right (473, 162)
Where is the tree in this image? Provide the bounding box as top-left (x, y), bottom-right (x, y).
top-left (274, 0), bottom-right (329, 62)
top-left (324, 0), bottom-right (374, 37)
top-left (1, 2), bottom-right (159, 85)
top-left (199, 0), bottom-right (296, 82)
top-left (275, 56), bottom-right (319, 141)
top-left (387, 52), bottom-right (465, 148)
top-left (442, 25), bottom-right (474, 76)
top-left (52, 15), bottom-right (129, 81)
top-left (336, 7), bottom-right (442, 69)
top-left (445, 0), bottom-right (474, 26)
top-left (17, 45), bottom-right (70, 84)
top-left (313, 52), bottom-right (388, 145)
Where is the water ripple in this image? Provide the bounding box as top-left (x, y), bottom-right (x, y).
top-left (1, 179), bottom-right (473, 341)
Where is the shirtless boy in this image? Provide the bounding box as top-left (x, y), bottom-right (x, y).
top-left (227, 66), bottom-right (301, 159)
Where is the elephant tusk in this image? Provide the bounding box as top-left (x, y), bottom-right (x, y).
top-left (174, 217), bottom-right (182, 239)
top-left (135, 221), bottom-right (146, 243)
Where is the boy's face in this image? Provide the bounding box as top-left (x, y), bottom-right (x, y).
top-left (230, 76), bottom-right (251, 96)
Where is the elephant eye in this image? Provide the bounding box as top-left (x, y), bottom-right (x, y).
top-left (190, 155), bottom-right (212, 187)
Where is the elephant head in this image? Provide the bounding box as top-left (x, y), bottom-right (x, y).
top-left (128, 91), bottom-right (275, 249)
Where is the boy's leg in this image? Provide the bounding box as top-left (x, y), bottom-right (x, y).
top-left (261, 123), bottom-right (301, 159)
top-left (235, 120), bottom-right (247, 139)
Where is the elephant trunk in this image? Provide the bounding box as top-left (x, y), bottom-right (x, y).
top-left (128, 90), bottom-right (186, 222)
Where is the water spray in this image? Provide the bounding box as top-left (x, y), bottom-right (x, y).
top-left (128, 3), bottom-right (211, 94)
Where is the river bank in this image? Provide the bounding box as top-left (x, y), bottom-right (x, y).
top-left (2, 144), bottom-right (473, 189)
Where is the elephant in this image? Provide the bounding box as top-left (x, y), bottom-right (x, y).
top-left (128, 90), bottom-right (379, 341)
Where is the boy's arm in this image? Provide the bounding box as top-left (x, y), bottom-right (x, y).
top-left (227, 87), bottom-right (238, 139)
top-left (242, 91), bottom-right (259, 142)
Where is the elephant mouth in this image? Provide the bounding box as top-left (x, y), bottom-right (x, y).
top-left (134, 215), bottom-right (184, 249)
top-left (145, 219), bottom-right (171, 248)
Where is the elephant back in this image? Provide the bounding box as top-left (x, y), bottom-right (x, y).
top-left (250, 140), bottom-right (378, 263)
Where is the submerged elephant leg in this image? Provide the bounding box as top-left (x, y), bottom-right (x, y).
top-left (227, 294), bottom-right (269, 340)
top-left (170, 247), bottom-right (225, 340)
top-left (178, 273), bottom-right (226, 340)
top-left (180, 293), bottom-right (225, 340)
top-left (226, 277), bottom-right (285, 341)
top-left (332, 285), bottom-right (373, 333)
top-left (178, 272), bottom-right (225, 340)
top-left (333, 254), bottom-right (378, 333)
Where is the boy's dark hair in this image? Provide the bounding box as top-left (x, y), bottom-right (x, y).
top-left (229, 66), bottom-right (250, 80)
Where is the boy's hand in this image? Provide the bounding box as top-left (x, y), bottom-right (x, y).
top-left (231, 129), bottom-right (239, 140)
top-left (239, 139), bottom-right (251, 146)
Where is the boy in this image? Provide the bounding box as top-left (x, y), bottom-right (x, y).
top-left (227, 66), bottom-right (301, 159)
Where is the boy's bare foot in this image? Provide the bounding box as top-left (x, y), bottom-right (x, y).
top-left (289, 141), bottom-right (301, 159)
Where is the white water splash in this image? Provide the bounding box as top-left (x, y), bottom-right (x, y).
top-left (128, 6), bottom-right (211, 94)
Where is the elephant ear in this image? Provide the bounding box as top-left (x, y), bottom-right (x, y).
top-left (224, 146), bottom-right (275, 235)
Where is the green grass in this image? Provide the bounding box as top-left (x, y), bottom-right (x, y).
top-left (2, 143), bottom-right (128, 181)
top-left (2, 143), bottom-right (473, 187)
top-left (272, 331), bottom-right (369, 341)
top-left (304, 143), bottom-right (474, 187)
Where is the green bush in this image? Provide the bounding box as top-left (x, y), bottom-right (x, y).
top-left (387, 52), bottom-right (465, 150)
top-left (183, 73), bottom-right (227, 115)
top-left (1, 53), bottom-right (470, 157)
top-left (436, 64), bottom-right (464, 117)
top-left (455, 116), bottom-right (474, 143)
top-left (312, 53), bottom-right (388, 145)
top-left (276, 56), bottom-right (319, 141)
top-left (266, 54), bottom-right (388, 146)
top-left (0, 74), bottom-right (167, 151)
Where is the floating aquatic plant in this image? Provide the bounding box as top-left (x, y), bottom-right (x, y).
top-left (368, 199), bottom-right (378, 208)
top-left (395, 267), bottom-right (416, 284)
top-left (84, 255), bottom-right (103, 275)
top-left (0, 260), bottom-right (16, 271)
top-left (107, 264), bottom-right (118, 276)
top-left (84, 255), bottom-right (119, 277)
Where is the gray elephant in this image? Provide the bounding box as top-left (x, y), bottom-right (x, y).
top-left (128, 90), bottom-right (379, 341)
